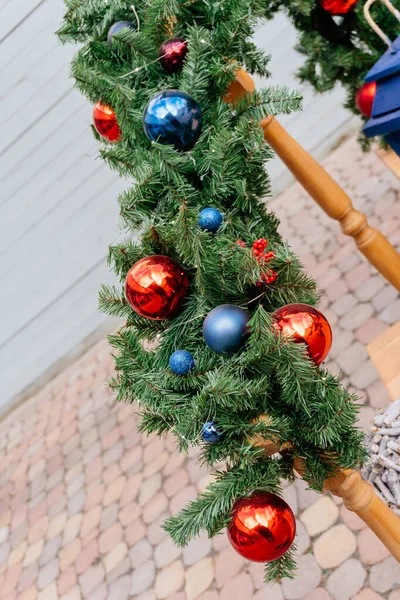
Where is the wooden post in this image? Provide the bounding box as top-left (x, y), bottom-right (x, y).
top-left (250, 432), bottom-right (400, 561)
top-left (228, 70), bottom-right (400, 292)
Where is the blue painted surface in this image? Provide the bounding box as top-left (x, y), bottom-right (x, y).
top-left (198, 208), bottom-right (223, 232)
top-left (169, 350), bottom-right (195, 375)
top-left (201, 421), bottom-right (222, 443)
top-left (365, 36), bottom-right (400, 82)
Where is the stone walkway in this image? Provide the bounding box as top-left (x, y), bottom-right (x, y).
top-left (0, 136), bottom-right (399, 600)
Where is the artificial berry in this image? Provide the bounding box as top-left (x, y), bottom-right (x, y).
top-left (252, 238), bottom-right (268, 252)
top-left (236, 240), bottom-right (246, 248)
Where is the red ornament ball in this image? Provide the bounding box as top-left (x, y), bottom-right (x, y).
top-left (272, 303), bottom-right (332, 365)
top-left (125, 256), bottom-right (190, 320)
top-left (227, 492), bottom-right (296, 562)
top-left (159, 37), bottom-right (188, 74)
top-left (93, 102), bottom-right (121, 142)
top-left (355, 81), bottom-right (377, 118)
top-left (319, 0), bottom-right (358, 15)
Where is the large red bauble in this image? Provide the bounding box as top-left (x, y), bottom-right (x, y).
top-left (159, 37), bottom-right (188, 74)
top-left (355, 81), bottom-right (377, 118)
top-left (319, 0), bottom-right (358, 15)
top-left (272, 303), bottom-right (332, 365)
top-left (93, 102), bottom-right (121, 142)
top-left (227, 492), bottom-right (296, 562)
top-left (124, 256), bottom-right (190, 320)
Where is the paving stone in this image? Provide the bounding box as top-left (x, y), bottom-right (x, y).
top-left (120, 473), bottom-right (142, 507)
top-left (369, 557), bottom-right (400, 593)
top-left (98, 522), bottom-right (123, 555)
top-left (130, 559), bottom-right (156, 595)
top-left (326, 558), bottom-right (366, 600)
top-left (37, 559), bottom-right (60, 590)
top-left (356, 406), bottom-right (375, 432)
top-left (60, 539), bottom-right (81, 571)
top-left (304, 589), bottom-right (332, 600)
top-left (165, 469), bottom-right (190, 499)
top-left (389, 591), bottom-right (400, 600)
top-left (336, 342), bottom-right (368, 376)
top-left (37, 581), bottom-right (58, 600)
top-left (281, 554), bottom-right (321, 600)
top-left (184, 557), bottom-right (214, 600)
top-left (100, 504), bottom-right (118, 532)
top-left (57, 565), bottom-right (77, 595)
top-left (215, 546), bottom-right (244, 588)
top-left (23, 540), bottom-right (44, 567)
top-left (153, 559), bottom-right (185, 599)
top-left (295, 478), bottom-right (320, 510)
top-left (353, 590), bottom-right (385, 600)
top-left (75, 539), bottom-right (99, 575)
top-left (139, 474), bottom-right (162, 506)
top-left (126, 518), bottom-right (147, 546)
top-left (142, 493), bottom-right (168, 524)
top-left (296, 520), bottom-right (311, 555)
top-left (183, 532), bottom-right (212, 566)
top-left (339, 506), bottom-right (366, 531)
top-left (103, 476), bottom-right (126, 507)
top-left (63, 515), bottom-right (82, 544)
top-left (219, 572), bottom-right (253, 600)
top-left (119, 501), bottom-right (141, 527)
top-left (104, 541), bottom-right (128, 574)
top-left (131, 538), bottom-right (153, 568)
top-left (170, 486), bottom-right (197, 514)
top-left (107, 575), bottom-right (131, 600)
top-left (79, 564), bottom-right (106, 597)
top-left (372, 286), bottom-right (398, 311)
top-left (357, 527), bottom-right (390, 565)
top-left (314, 524), bottom-right (356, 568)
top-left (300, 496), bottom-right (339, 537)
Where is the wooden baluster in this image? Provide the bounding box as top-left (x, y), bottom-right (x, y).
top-left (250, 431), bottom-right (400, 561)
top-left (227, 70), bottom-right (400, 292)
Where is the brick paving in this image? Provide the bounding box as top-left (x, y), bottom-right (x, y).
top-left (0, 135), bottom-right (399, 599)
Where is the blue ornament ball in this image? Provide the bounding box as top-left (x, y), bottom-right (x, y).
top-left (143, 90), bottom-right (202, 151)
top-left (198, 208), bottom-right (223, 233)
top-left (107, 21), bottom-right (136, 45)
top-left (201, 421), bottom-right (222, 443)
top-left (169, 350), bottom-right (195, 375)
top-left (203, 304), bottom-right (250, 354)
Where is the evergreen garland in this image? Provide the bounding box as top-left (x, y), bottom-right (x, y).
top-left (58, 0), bottom-right (366, 581)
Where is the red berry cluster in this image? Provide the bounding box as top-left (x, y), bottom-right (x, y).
top-left (236, 238), bottom-right (278, 285)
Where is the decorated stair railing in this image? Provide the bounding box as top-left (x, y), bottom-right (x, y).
top-left (227, 70), bottom-right (400, 561)
top-left (228, 69), bottom-right (400, 293)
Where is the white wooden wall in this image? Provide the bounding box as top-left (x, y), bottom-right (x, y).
top-left (0, 1), bottom-right (356, 412)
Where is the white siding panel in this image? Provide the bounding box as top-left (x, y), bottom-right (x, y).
top-left (0, 5), bottom-right (355, 412)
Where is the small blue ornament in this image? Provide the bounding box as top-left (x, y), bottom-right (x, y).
top-left (143, 90), bottom-right (202, 151)
top-left (198, 208), bottom-right (223, 233)
top-left (169, 350), bottom-right (195, 375)
top-left (107, 21), bottom-right (136, 45)
top-left (201, 421), bottom-right (222, 443)
top-left (203, 304), bottom-right (250, 354)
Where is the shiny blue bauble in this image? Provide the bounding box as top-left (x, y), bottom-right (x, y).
top-left (169, 350), bottom-right (195, 375)
top-left (107, 21), bottom-right (136, 45)
top-left (143, 90), bottom-right (202, 151)
top-left (198, 208), bottom-right (223, 233)
top-left (203, 304), bottom-right (250, 354)
top-left (201, 421), bottom-right (222, 443)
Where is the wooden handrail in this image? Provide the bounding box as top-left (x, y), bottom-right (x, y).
top-left (229, 70), bottom-right (400, 292)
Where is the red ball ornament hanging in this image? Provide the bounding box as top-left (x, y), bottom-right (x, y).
top-left (355, 81), bottom-right (377, 118)
top-left (227, 492), bottom-right (296, 562)
top-left (125, 255), bottom-right (190, 320)
top-left (272, 303), bottom-right (332, 365)
top-left (93, 102), bottom-right (121, 142)
top-left (319, 0), bottom-right (358, 15)
top-left (159, 38), bottom-right (188, 74)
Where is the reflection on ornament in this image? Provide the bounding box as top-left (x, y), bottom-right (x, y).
top-left (107, 21), bottom-right (136, 45)
top-left (93, 102), bottom-right (121, 142)
top-left (227, 492), bottom-right (296, 562)
top-left (203, 305), bottom-right (250, 354)
top-left (319, 0), bottom-right (358, 15)
top-left (272, 303), bottom-right (332, 365)
top-left (159, 38), bottom-right (188, 73)
top-left (125, 255), bottom-right (189, 320)
top-left (143, 90), bottom-right (202, 151)
top-left (356, 81), bottom-right (376, 118)
top-left (201, 421), bottom-right (222, 443)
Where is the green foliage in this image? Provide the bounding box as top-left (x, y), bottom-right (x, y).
top-left (59, 0), bottom-right (366, 581)
top-left (263, 0), bottom-right (400, 148)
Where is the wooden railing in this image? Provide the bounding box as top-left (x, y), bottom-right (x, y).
top-left (228, 70), bottom-right (400, 561)
top-left (228, 70), bottom-right (400, 292)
